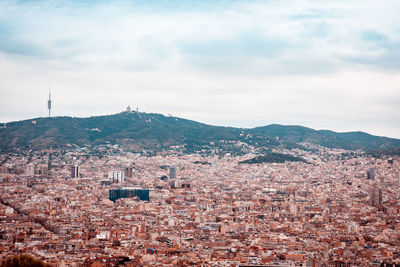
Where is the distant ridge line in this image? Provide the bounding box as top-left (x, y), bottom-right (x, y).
top-left (0, 112), bottom-right (399, 153)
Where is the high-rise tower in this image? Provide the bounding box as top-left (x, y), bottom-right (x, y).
top-left (398, 171), bottom-right (400, 188)
top-left (367, 168), bottom-right (375, 181)
top-left (71, 165), bottom-right (79, 178)
top-left (170, 166), bottom-right (177, 179)
top-left (369, 186), bottom-right (382, 208)
top-left (48, 88), bottom-right (52, 117)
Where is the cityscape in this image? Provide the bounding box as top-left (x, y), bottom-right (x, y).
top-left (0, 123), bottom-right (400, 266)
top-left (1, 0), bottom-right (400, 266)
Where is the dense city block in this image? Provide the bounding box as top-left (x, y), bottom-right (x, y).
top-left (0, 144), bottom-right (399, 266)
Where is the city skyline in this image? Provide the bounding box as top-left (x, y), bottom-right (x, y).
top-left (1, 0), bottom-right (400, 138)
top-left (1, 144), bottom-right (400, 265)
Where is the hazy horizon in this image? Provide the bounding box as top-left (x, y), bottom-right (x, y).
top-left (1, 0), bottom-right (399, 138)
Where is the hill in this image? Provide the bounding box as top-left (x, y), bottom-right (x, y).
top-left (239, 153), bottom-right (307, 164)
top-left (253, 124), bottom-right (400, 151)
top-left (0, 112), bottom-right (399, 153)
top-left (0, 112), bottom-right (245, 153)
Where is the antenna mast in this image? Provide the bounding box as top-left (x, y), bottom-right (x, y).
top-left (48, 87), bottom-right (52, 117)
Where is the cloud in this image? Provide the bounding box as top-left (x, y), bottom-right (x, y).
top-left (362, 30), bottom-right (389, 44)
top-left (1, 0), bottom-right (399, 73)
top-left (289, 8), bottom-right (339, 20)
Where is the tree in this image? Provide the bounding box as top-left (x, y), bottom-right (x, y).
top-left (0, 254), bottom-right (51, 267)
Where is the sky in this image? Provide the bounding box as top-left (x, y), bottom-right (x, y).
top-left (0, 0), bottom-right (400, 138)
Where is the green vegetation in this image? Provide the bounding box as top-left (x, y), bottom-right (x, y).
top-left (0, 113), bottom-right (399, 153)
top-left (0, 113), bottom-right (241, 152)
top-left (0, 254), bottom-right (50, 267)
top-left (368, 147), bottom-right (400, 158)
top-left (253, 125), bottom-right (400, 151)
top-left (239, 152), bottom-right (307, 164)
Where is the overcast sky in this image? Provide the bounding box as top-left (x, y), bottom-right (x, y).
top-left (1, 0), bottom-right (399, 138)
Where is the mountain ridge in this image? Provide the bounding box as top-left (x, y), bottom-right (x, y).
top-left (1, 112), bottom-right (399, 153)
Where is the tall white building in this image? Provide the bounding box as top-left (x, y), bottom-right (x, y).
top-left (71, 165), bottom-right (79, 178)
top-left (26, 164), bottom-right (34, 176)
top-left (108, 171), bottom-right (125, 183)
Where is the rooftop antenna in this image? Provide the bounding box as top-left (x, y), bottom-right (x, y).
top-left (48, 86), bottom-right (52, 117)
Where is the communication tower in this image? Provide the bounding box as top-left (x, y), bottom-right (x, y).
top-left (48, 87), bottom-right (52, 117)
